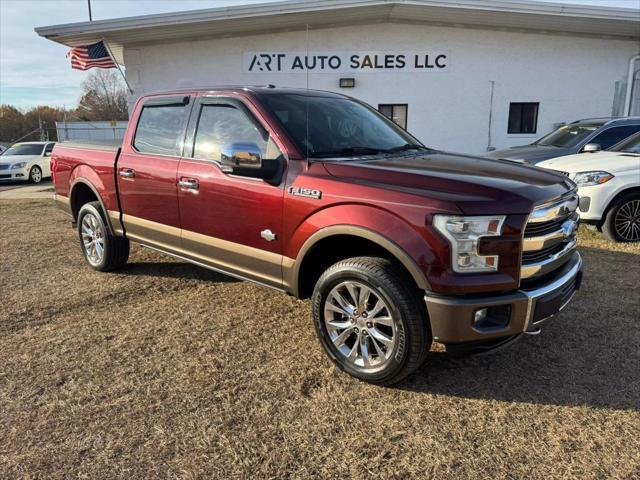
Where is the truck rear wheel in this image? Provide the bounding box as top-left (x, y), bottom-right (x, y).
top-left (77, 202), bottom-right (129, 271)
top-left (312, 256), bottom-right (430, 385)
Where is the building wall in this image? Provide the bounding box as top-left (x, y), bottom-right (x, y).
top-left (123, 23), bottom-right (638, 154)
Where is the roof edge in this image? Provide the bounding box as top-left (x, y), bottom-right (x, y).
top-left (35, 0), bottom-right (640, 41)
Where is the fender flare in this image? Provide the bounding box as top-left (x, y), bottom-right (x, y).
top-left (69, 178), bottom-right (116, 235)
top-left (288, 224), bottom-right (431, 296)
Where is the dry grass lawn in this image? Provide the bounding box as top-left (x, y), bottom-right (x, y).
top-left (1, 199), bottom-right (639, 479)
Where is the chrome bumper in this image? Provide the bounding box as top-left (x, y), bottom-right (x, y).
top-left (425, 251), bottom-right (583, 345)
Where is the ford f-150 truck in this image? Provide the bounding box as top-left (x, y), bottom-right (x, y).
top-left (51, 86), bottom-right (583, 385)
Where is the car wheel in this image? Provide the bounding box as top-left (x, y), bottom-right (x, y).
top-left (29, 165), bottom-right (42, 184)
top-left (77, 202), bottom-right (130, 271)
top-left (602, 193), bottom-right (640, 242)
top-left (312, 256), bottom-right (430, 385)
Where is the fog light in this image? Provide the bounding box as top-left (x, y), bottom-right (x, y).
top-left (579, 196), bottom-right (591, 212)
top-left (472, 305), bottom-right (511, 331)
top-left (473, 308), bottom-right (488, 325)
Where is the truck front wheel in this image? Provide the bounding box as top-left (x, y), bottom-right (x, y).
top-left (312, 256), bottom-right (430, 385)
top-left (77, 202), bottom-right (129, 271)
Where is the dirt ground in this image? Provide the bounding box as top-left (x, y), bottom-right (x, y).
top-left (1, 199), bottom-right (639, 479)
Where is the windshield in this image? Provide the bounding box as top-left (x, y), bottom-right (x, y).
top-left (612, 132), bottom-right (640, 154)
top-left (258, 93), bottom-right (424, 159)
top-left (534, 123), bottom-right (601, 148)
top-left (2, 144), bottom-right (44, 156)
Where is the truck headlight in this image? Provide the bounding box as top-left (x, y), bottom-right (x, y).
top-left (11, 162), bottom-right (27, 169)
top-left (573, 171), bottom-right (613, 187)
top-left (433, 215), bottom-right (505, 273)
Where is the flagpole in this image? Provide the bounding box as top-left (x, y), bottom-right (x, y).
top-left (102, 38), bottom-right (134, 94)
top-left (87, 0), bottom-right (93, 21)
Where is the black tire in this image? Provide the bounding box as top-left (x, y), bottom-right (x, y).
top-left (29, 165), bottom-right (42, 184)
top-left (77, 201), bottom-right (130, 271)
top-left (601, 192), bottom-right (640, 243)
top-left (312, 256), bottom-right (430, 385)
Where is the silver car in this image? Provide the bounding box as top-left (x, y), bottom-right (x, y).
top-left (486, 117), bottom-right (640, 165)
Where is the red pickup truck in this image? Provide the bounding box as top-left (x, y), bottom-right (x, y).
top-left (51, 86), bottom-right (582, 385)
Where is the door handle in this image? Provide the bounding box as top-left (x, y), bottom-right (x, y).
top-left (178, 178), bottom-right (199, 190)
top-left (119, 168), bottom-right (135, 179)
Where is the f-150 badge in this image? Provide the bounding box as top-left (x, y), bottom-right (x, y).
top-left (288, 186), bottom-right (322, 199)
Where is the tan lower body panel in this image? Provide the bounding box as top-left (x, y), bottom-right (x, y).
top-left (122, 214), bottom-right (182, 252)
top-left (121, 213), bottom-right (292, 290)
top-left (107, 210), bottom-right (124, 235)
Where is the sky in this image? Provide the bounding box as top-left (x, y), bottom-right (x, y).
top-left (1, 0), bottom-right (638, 110)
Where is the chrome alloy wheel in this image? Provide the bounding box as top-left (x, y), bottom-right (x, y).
top-left (81, 213), bottom-right (105, 265)
top-left (615, 199), bottom-right (640, 241)
top-left (323, 281), bottom-right (397, 369)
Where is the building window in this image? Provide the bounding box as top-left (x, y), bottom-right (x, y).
top-left (379, 104), bottom-right (408, 129)
top-left (508, 102), bottom-right (539, 134)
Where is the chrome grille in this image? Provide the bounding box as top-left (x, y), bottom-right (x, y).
top-left (522, 242), bottom-right (566, 263)
top-left (524, 218), bottom-right (566, 237)
top-left (521, 192), bottom-right (579, 280)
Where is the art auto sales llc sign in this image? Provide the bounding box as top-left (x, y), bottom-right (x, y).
top-left (243, 51), bottom-right (450, 73)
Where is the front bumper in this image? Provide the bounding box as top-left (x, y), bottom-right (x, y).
top-left (425, 251), bottom-right (582, 345)
top-left (0, 167), bottom-right (29, 181)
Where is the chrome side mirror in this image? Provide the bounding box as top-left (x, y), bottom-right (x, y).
top-left (582, 143), bottom-right (601, 153)
top-left (220, 142), bottom-right (262, 171)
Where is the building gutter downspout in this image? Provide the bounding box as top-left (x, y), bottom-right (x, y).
top-left (623, 54), bottom-right (640, 116)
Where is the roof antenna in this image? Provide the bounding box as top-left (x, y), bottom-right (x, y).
top-left (305, 23), bottom-right (310, 162)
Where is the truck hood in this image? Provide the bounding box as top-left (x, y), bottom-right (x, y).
top-left (322, 151), bottom-right (574, 215)
top-left (485, 144), bottom-right (572, 164)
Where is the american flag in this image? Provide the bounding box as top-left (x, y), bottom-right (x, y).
top-left (67, 41), bottom-right (116, 70)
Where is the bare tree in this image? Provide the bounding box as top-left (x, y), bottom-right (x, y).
top-left (76, 69), bottom-right (129, 121)
top-left (1, 105), bottom-right (71, 142)
top-left (0, 105), bottom-right (24, 142)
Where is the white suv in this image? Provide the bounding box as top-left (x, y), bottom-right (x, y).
top-left (538, 133), bottom-right (640, 242)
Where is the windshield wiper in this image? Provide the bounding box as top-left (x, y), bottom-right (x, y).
top-left (310, 147), bottom-right (386, 158)
top-left (385, 143), bottom-right (429, 153)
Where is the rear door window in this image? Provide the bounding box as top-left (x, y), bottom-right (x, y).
top-left (133, 103), bottom-right (189, 156)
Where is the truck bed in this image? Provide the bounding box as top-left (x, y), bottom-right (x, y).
top-left (51, 142), bottom-right (121, 214)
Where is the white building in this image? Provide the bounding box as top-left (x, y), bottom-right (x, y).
top-left (37, 0), bottom-right (640, 154)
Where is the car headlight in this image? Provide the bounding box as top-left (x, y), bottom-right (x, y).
top-left (11, 162), bottom-right (27, 169)
top-left (573, 171), bottom-right (613, 186)
top-left (433, 215), bottom-right (505, 273)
